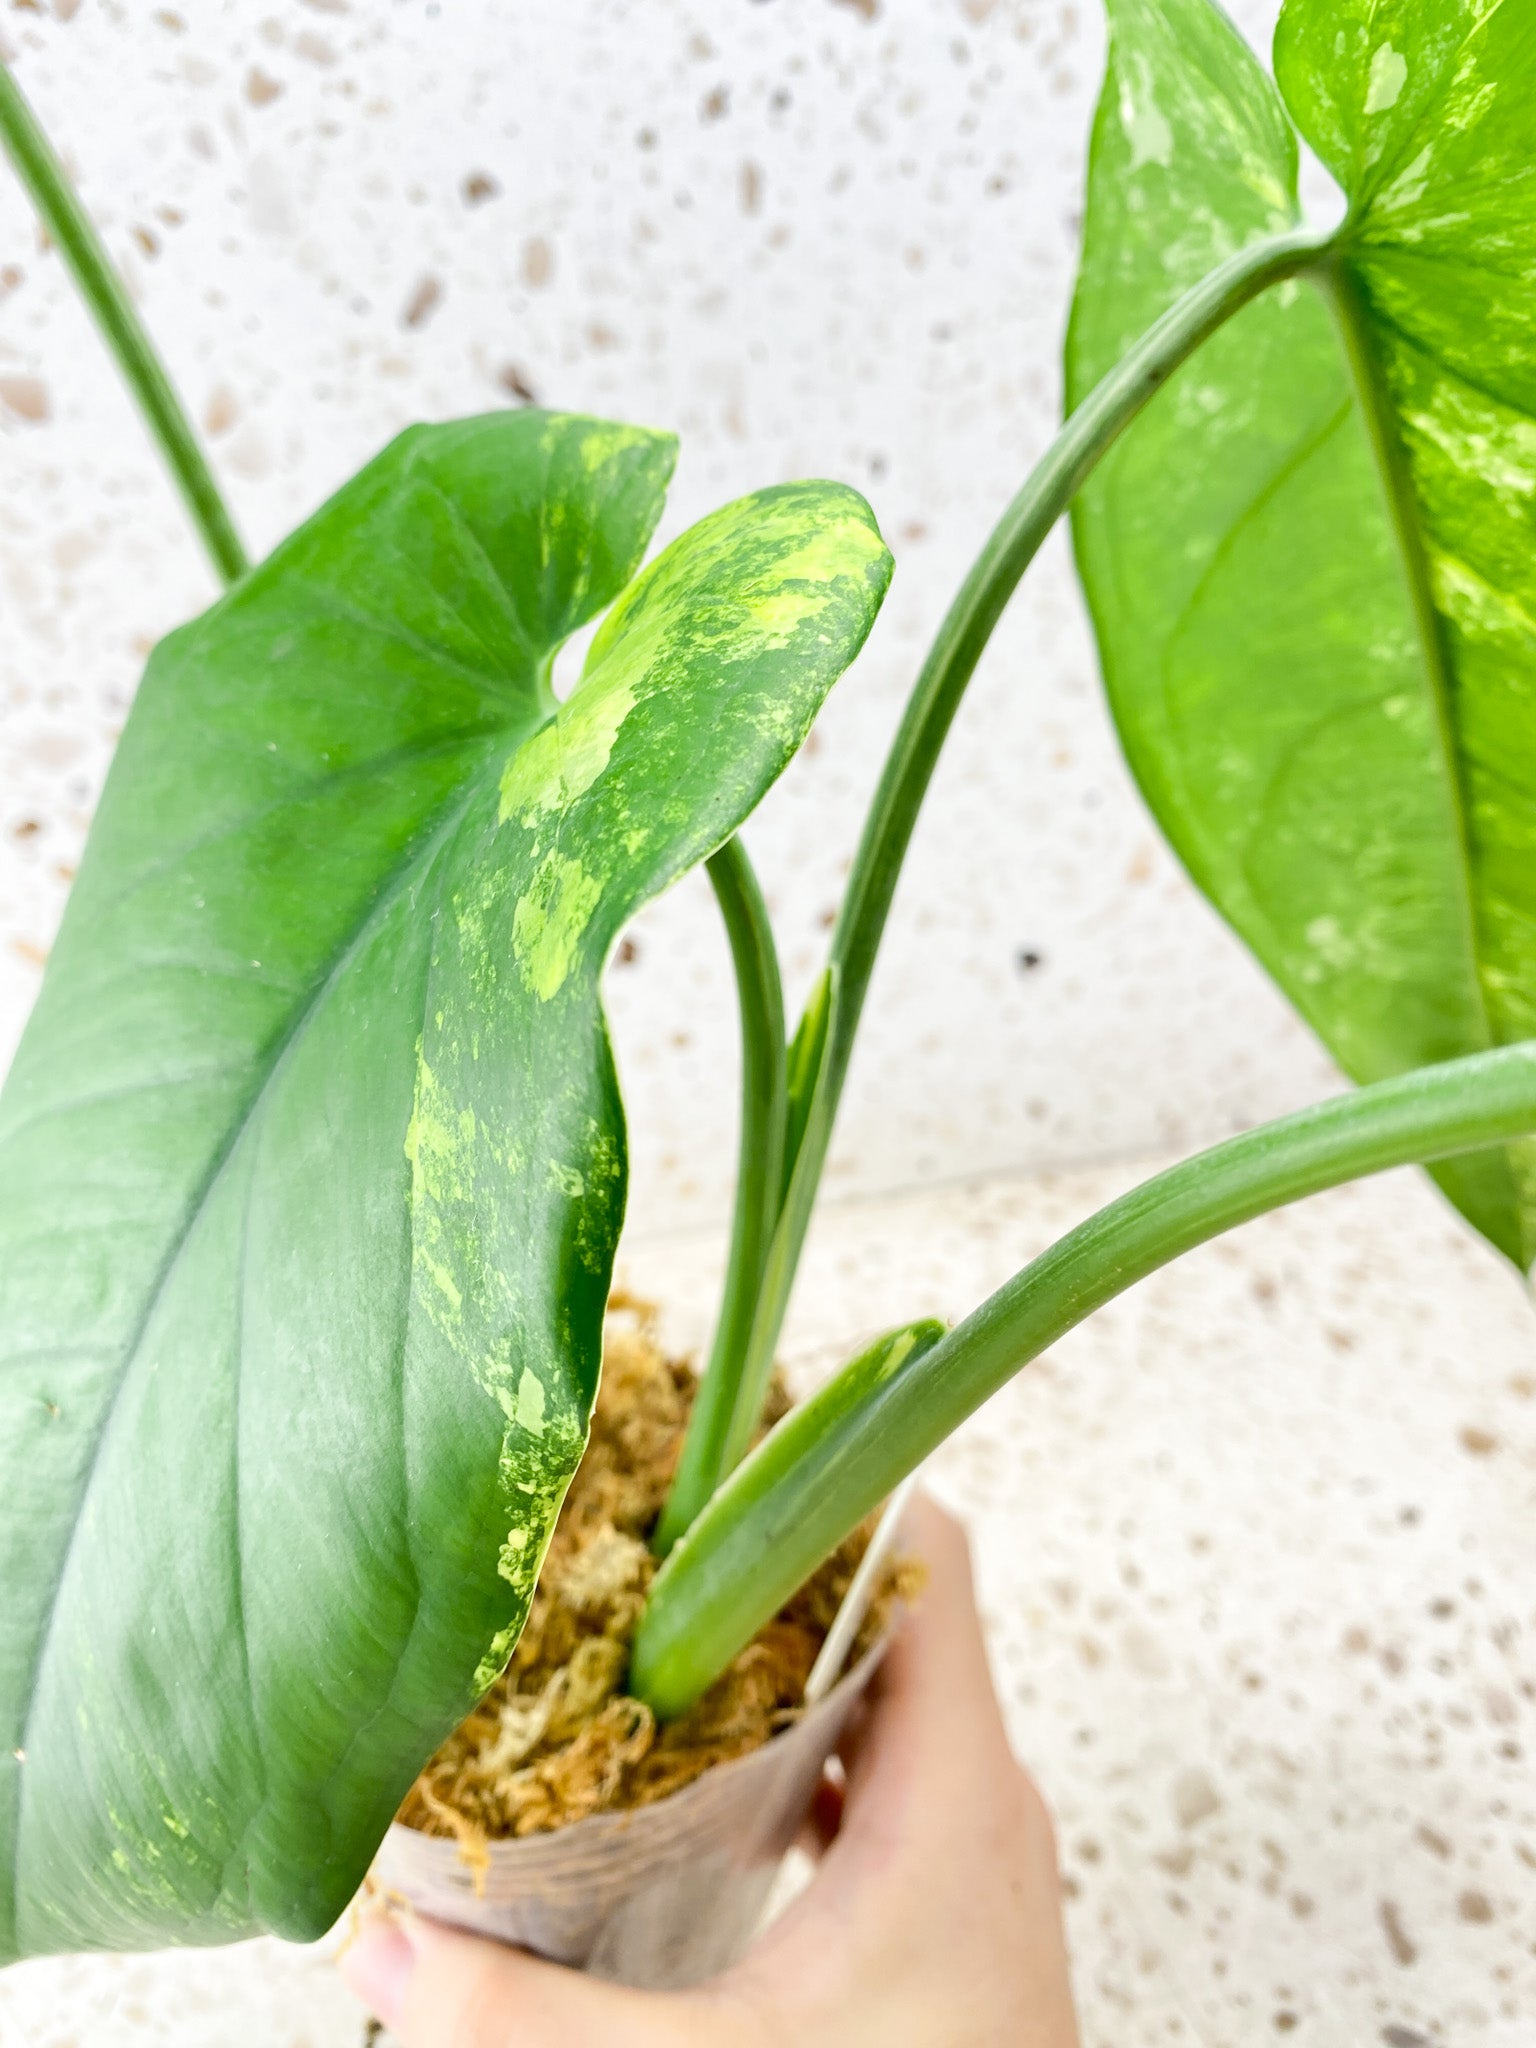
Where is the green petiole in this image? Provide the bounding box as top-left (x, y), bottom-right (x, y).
top-left (630, 1041), bottom-right (1536, 1716)
top-left (820, 223), bottom-right (1336, 1146)
top-left (654, 838), bottom-right (788, 1555)
top-left (691, 222), bottom-right (1342, 1475)
top-left (0, 58), bottom-right (247, 585)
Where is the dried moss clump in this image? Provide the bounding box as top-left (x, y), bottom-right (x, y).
top-left (398, 1299), bottom-right (905, 1868)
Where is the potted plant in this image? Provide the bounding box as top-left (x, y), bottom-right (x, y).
top-left (1, 0), bottom-right (1532, 1989)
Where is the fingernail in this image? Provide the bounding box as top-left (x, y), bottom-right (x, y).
top-left (340, 1912), bottom-right (416, 2031)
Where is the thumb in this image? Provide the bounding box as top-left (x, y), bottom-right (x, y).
top-left (340, 1908), bottom-right (721, 2048)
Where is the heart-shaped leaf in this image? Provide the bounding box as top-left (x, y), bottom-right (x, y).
top-left (0, 409), bottom-right (891, 1959)
top-left (1069, 0), bottom-right (1536, 1265)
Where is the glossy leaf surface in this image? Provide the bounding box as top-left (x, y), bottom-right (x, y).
top-left (1069, 0), bottom-right (1536, 1264)
top-left (0, 410), bottom-right (890, 1959)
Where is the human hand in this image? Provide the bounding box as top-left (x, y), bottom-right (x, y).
top-left (340, 1496), bottom-right (1081, 2047)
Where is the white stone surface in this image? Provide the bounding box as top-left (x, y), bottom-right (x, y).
top-left (0, 0), bottom-right (1338, 1240)
top-left (2, 1158), bottom-right (1533, 2044)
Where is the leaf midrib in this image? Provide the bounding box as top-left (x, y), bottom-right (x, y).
top-left (7, 737), bottom-right (505, 1951)
top-left (64, 726), bottom-right (510, 942)
top-left (1316, 255), bottom-right (1495, 1057)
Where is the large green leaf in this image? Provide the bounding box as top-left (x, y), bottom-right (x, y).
top-left (0, 409), bottom-right (891, 1959)
top-left (1068, 0), bottom-right (1536, 1265)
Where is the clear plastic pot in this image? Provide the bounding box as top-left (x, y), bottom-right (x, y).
top-left (371, 1634), bottom-right (886, 1990)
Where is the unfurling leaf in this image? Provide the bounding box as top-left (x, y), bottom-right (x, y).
top-left (1070, 0), bottom-right (1536, 1266)
top-left (0, 410), bottom-right (890, 1959)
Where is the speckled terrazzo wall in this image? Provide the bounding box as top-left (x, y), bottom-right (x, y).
top-left (0, 0), bottom-right (1342, 1233)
